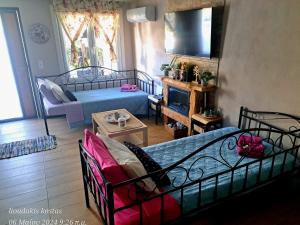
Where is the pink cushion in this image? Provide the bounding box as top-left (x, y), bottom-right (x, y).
top-left (114, 195), bottom-right (180, 225)
top-left (237, 135), bottom-right (264, 158)
top-left (237, 135), bottom-right (262, 146)
top-left (142, 195), bottom-right (180, 225)
top-left (83, 129), bottom-right (137, 204)
top-left (84, 129), bottom-right (129, 184)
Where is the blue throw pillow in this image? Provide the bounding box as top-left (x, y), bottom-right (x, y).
top-left (64, 90), bottom-right (77, 101)
top-left (124, 142), bottom-right (171, 187)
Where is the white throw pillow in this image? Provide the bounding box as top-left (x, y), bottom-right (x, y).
top-left (45, 79), bottom-right (70, 103)
top-left (97, 133), bottom-right (160, 194)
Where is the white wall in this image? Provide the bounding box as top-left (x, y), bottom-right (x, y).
top-left (0, 0), bottom-right (61, 77)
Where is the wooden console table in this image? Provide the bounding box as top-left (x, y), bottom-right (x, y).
top-left (191, 114), bottom-right (223, 134)
top-left (161, 77), bottom-right (217, 135)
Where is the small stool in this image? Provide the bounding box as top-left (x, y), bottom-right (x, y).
top-left (191, 114), bottom-right (223, 134)
top-left (148, 95), bottom-right (162, 125)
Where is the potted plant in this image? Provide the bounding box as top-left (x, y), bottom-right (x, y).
top-left (160, 64), bottom-right (172, 76)
top-left (171, 62), bottom-right (181, 80)
top-left (185, 63), bottom-right (195, 82)
top-left (200, 71), bottom-right (215, 86)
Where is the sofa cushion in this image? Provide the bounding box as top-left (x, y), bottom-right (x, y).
top-left (97, 133), bottom-right (159, 194)
top-left (83, 129), bottom-right (129, 184)
top-left (45, 79), bottom-right (70, 103)
top-left (124, 142), bottom-right (171, 187)
top-left (37, 78), bottom-right (61, 105)
top-left (64, 90), bottom-right (77, 101)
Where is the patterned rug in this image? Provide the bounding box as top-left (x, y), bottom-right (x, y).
top-left (0, 135), bottom-right (57, 159)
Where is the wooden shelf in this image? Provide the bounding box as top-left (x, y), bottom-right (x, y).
top-left (192, 114), bottom-right (222, 125)
top-left (161, 106), bottom-right (190, 127)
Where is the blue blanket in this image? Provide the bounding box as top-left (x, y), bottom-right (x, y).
top-left (70, 88), bottom-right (148, 128)
top-left (143, 127), bottom-right (296, 213)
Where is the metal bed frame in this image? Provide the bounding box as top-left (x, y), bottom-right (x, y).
top-left (35, 66), bottom-right (155, 135)
top-left (79, 106), bottom-right (300, 225)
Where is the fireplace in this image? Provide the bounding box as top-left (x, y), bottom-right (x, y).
top-left (168, 86), bottom-right (190, 116)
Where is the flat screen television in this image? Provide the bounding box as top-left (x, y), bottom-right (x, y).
top-left (165, 7), bottom-right (223, 58)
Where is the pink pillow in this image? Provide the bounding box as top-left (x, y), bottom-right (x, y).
top-left (83, 129), bottom-right (129, 184)
top-left (83, 129), bottom-right (137, 205)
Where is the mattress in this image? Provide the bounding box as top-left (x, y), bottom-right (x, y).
top-left (70, 88), bottom-right (148, 128)
top-left (143, 127), bottom-right (296, 213)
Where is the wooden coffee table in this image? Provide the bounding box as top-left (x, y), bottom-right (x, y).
top-left (92, 109), bottom-right (148, 146)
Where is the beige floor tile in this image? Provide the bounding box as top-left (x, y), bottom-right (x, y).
top-left (0, 178), bottom-right (46, 200)
top-left (48, 190), bottom-right (84, 209)
top-left (45, 162), bottom-right (81, 178)
top-left (0, 163), bottom-right (45, 178)
top-left (46, 170), bottom-right (82, 188)
top-left (47, 179), bottom-right (83, 198)
top-left (0, 189), bottom-right (48, 211)
top-left (0, 171), bottom-right (46, 189)
top-left (44, 154), bottom-right (79, 169)
top-left (0, 156), bottom-right (44, 170)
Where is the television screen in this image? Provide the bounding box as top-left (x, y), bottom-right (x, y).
top-left (165, 8), bottom-right (222, 58)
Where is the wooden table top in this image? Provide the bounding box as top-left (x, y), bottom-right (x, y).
top-left (192, 114), bottom-right (223, 125)
top-left (92, 109), bottom-right (147, 134)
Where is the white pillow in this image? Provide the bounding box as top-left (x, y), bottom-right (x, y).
top-left (97, 133), bottom-right (160, 194)
top-left (45, 79), bottom-right (70, 103)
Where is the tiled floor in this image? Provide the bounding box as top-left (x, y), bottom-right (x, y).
top-left (1, 118), bottom-right (300, 225)
top-left (0, 117), bottom-right (172, 225)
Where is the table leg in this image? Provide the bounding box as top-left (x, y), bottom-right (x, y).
top-left (143, 128), bottom-right (148, 147)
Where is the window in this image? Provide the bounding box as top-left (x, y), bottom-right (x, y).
top-left (58, 12), bottom-right (120, 71)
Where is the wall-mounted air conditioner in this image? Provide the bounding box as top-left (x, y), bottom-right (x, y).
top-left (126, 6), bottom-right (156, 23)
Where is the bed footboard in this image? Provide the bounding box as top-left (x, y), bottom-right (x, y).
top-left (79, 107), bottom-right (300, 225)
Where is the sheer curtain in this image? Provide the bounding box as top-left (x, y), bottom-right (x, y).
top-left (58, 12), bottom-right (90, 67)
top-left (53, 0), bottom-right (122, 70)
top-left (93, 12), bottom-right (119, 66)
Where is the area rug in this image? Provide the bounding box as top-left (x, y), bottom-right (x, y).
top-left (0, 135), bottom-right (57, 159)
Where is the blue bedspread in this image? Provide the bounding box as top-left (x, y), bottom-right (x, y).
top-left (143, 127), bottom-right (296, 213)
top-left (71, 88), bottom-right (148, 128)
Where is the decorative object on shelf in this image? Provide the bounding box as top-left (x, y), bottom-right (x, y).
top-left (179, 62), bottom-right (187, 81)
top-left (172, 62), bottom-right (181, 80)
top-left (193, 65), bottom-right (201, 84)
top-left (185, 63), bottom-right (195, 82)
top-left (28, 23), bottom-right (50, 44)
top-left (160, 64), bottom-right (172, 76)
top-left (105, 111), bottom-right (130, 123)
top-left (200, 71), bottom-right (215, 86)
top-left (203, 107), bottom-right (221, 118)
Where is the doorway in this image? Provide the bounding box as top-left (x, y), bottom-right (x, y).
top-left (0, 15), bottom-right (23, 121)
top-left (0, 8), bottom-right (36, 122)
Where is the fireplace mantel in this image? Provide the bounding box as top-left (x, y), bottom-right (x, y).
top-left (161, 77), bottom-right (217, 92)
top-left (161, 77), bottom-right (217, 135)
